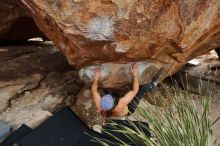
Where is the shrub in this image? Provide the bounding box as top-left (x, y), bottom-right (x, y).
top-left (95, 82), bottom-right (220, 146)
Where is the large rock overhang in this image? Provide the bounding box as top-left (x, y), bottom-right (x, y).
top-left (18, 0), bottom-right (220, 84)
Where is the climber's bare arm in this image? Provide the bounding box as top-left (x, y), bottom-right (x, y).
top-left (119, 76), bottom-right (139, 106)
top-left (91, 70), bottom-right (101, 112)
top-left (116, 64), bottom-right (139, 109)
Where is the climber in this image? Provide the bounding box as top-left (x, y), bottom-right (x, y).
top-left (91, 63), bottom-right (163, 117)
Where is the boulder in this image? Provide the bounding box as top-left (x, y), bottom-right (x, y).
top-left (19, 0), bottom-right (220, 87)
top-left (79, 61), bottom-right (166, 89)
top-left (0, 43), bottom-right (83, 129)
top-left (173, 50), bottom-right (220, 95)
top-left (25, 110), bottom-right (52, 128)
top-left (71, 87), bottom-right (104, 128)
top-left (0, 0), bottom-right (46, 41)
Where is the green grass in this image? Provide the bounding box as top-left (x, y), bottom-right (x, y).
top-left (94, 80), bottom-right (220, 146)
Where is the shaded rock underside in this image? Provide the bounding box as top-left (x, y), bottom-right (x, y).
top-left (18, 0), bottom-right (220, 82)
top-left (0, 0), bottom-right (47, 42)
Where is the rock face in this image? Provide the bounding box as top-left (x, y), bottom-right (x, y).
top-left (0, 0), bottom-right (46, 41)
top-left (79, 62), bottom-right (165, 89)
top-left (71, 87), bottom-right (104, 128)
top-left (174, 50), bottom-right (220, 95)
top-left (0, 42), bottom-right (83, 129)
top-left (19, 0), bottom-right (220, 87)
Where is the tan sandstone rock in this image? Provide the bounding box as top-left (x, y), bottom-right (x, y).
top-left (25, 110), bottom-right (52, 128)
top-left (79, 61), bottom-right (166, 89)
top-left (71, 87), bottom-right (104, 128)
top-left (19, 0), bottom-right (220, 88)
top-left (0, 43), bottom-right (83, 129)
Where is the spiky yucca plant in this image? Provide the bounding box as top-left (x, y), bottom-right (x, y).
top-left (95, 82), bottom-right (220, 146)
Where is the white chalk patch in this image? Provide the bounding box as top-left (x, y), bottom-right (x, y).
top-left (137, 62), bottom-right (152, 76)
top-left (126, 62), bottom-right (152, 81)
top-left (79, 64), bottom-right (109, 82)
top-left (83, 17), bottom-right (114, 41)
top-left (115, 43), bottom-right (130, 53)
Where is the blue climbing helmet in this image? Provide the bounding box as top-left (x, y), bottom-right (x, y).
top-left (100, 94), bottom-right (114, 111)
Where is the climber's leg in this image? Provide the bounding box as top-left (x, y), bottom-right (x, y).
top-left (127, 67), bottom-right (163, 115)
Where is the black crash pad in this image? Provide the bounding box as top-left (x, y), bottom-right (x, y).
top-left (14, 107), bottom-right (151, 146)
top-left (16, 107), bottom-right (101, 146)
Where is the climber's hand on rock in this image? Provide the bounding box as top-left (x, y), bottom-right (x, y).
top-left (131, 63), bottom-right (138, 77)
top-left (93, 69), bottom-right (101, 82)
